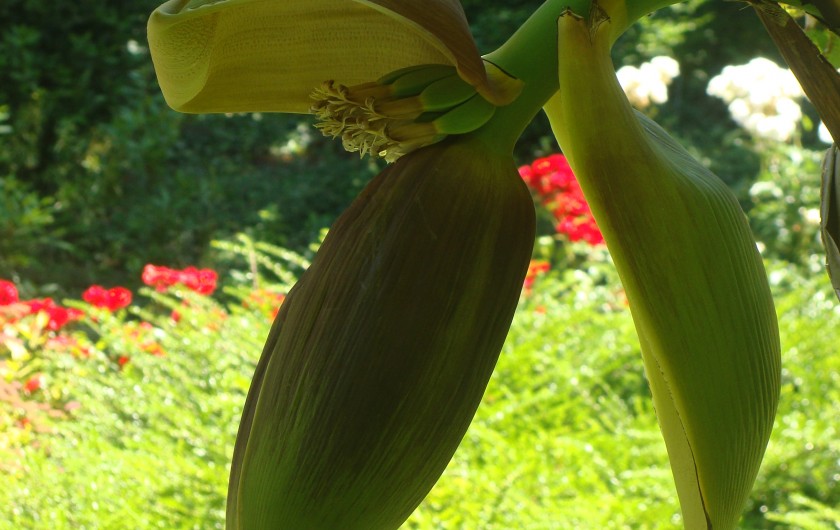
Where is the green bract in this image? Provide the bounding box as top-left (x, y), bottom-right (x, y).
top-left (546, 8), bottom-right (781, 529)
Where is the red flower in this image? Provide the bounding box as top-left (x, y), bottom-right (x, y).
top-left (142, 264), bottom-right (218, 295)
top-left (46, 306), bottom-right (83, 331)
top-left (24, 297), bottom-right (55, 314)
top-left (83, 285), bottom-right (132, 311)
top-left (0, 280), bottom-right (19, 305)
top-left (142, 264), bottom-right (176, 291)
top-left (23, 298), bottom-right (82, 331)
top-left (269, 297), bottom-right (285, 320)
top-left (117, 356), bottom-right (130, 367)
top-left (519, 154), bottom-right (604, 246)
top-left (82, 285), bottom-right (107, 305)
top-left (518, 164), bottom-right (536, 188)
top-left (108, 287), bottom-right (132, 309)
top-left (180, 266), bottom-right (218, 295)
top-left (24, 374), bottom-right (43, 393)
top-left (557, 216), bottom-right (604, 245)
top-left (523, 154), bottom-right (577, 195)
top-left (142, 341), bottom-right (166, 356)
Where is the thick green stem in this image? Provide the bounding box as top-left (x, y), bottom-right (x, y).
top-left (471, 0), bottom-right (572, 154)
top-left (468, 0), bottom-right (684, 155)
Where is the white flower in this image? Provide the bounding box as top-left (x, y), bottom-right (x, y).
top-left (126, 39), bottom-right (147, 55)
top-left (707, 57), bottom-right (806, 142)
top-left (754, 115), bottom-right (797, 142)
top-left (617, 55), bottom-right (680, 108)
top-left (802, 207), bottom-right (821, 226)
top-left (775, 97), bottom-right (802, 121)
top-left (650, 56), bottom-right (680, 80)
top-left (728, 98), bottom-right (752, 122)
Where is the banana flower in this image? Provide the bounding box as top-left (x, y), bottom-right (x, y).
top-left (147, 1), bottom-right (782, 529)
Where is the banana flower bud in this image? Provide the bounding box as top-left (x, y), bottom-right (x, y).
top-left (227, 138), bottom-right (534, 529)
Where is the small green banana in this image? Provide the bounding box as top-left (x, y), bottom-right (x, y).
top-left (545, 9), bottom-right (781, 529)
top-left (387, 64), bottom-right (458, 98)
top-left (227, 136), bottom-right (535, 529)
top-left (428, 92), bottom-right (497, 134)
top-left (417, 73), bottom-right (479, 111)
top-left (376, 68), bottom-right (478, 118)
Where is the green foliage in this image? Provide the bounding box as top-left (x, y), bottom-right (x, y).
top-left (747, 146), bottom-right (826, 264)
top-left (0, 0), bottom-right (158, 193)
top-left (2, 236), bottom-right (839, 528)
top-left (766, 494), bottom-right (840, 529)
top-left (0, 177), bottom-right (64, 271)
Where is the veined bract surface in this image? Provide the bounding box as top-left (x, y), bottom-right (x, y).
top-left (226, 137), bottom-right (535, 529)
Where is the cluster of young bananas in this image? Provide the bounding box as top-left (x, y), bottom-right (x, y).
top-left (544, 7), bottom-right (781, 529)
top-left (310, 62), bottom-right (519, 161)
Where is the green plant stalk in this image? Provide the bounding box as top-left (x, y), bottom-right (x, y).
top-left (473, 0), bottom-right (682, 154)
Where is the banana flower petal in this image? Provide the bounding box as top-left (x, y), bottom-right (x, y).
top-left (147, 0), bottom-right (513, 113)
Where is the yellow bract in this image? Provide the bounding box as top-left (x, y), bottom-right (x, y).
top-left (147, 0), bottom-right (519, 114)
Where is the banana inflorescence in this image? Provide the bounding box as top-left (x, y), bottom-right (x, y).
top-left (310, 62), bottom-right (515, 161)
top-left (227, 137), bottom-right (535, 529)
top-left (545, 8), bottom-right (781, 529)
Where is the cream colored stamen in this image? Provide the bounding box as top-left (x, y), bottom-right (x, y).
top-left (311, 81), bottom-right (437, 162)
